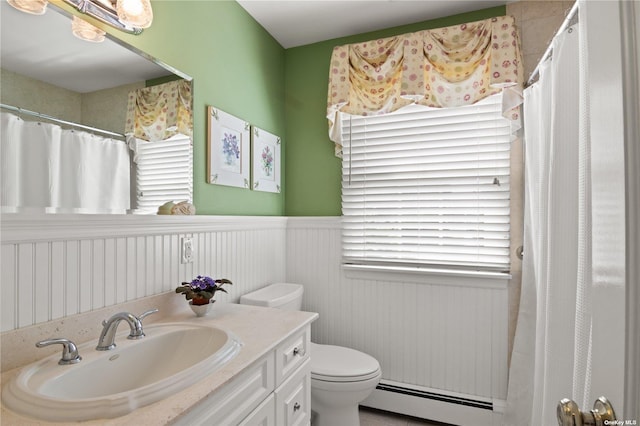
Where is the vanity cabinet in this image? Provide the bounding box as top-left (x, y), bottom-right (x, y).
top-left (239, 393), bottom-right (275, 425)
top-left (276, 325), bottom-right (310, 386)
top-left (172, 325), bottom-right (311, 426)
top-left (275, 359), bottom-right (311, 426)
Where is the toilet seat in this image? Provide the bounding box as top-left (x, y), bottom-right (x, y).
top-left (311, 370), bottom-right (381, 383)
top-left (310, 343), bottom-right (381, 382)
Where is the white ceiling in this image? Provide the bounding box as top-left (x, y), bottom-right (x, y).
top-left (236, 0), bottom-right (510, 49)
top-left (0, 0), bottom-right (510, 93)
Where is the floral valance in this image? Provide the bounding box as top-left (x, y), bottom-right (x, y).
top-left (327, 15), bottom-right (523, 156)
top-left (125, 79), bottom-right (192, 143)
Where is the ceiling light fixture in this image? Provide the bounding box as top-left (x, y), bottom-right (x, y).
top-left (71, 15), bottom-right (106, 43)
top-left (7, 0), bottom-right (48, 15)
top-left (62, 0), bottom-right (151, 34)
top-left (7, 0), bottom-right (152, 38)
top-left (116, 0), bottom-right (153, 29)
top-left (8, 0), bottom-right (152, 44)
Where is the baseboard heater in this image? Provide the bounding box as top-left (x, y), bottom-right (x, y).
top-left (375, 382), bottom-right (493, 411)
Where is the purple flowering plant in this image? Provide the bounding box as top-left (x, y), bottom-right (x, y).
top-left (175, 275), bottom-right (232, 305)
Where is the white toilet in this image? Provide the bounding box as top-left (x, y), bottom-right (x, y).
top-left (240, 283), bottom-right (381, 426)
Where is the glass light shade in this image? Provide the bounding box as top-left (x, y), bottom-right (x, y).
top-left (72, 16), bottom-right (106, 43)
top-left (7, 0), bottom-right (47, 15)
top-left (116, 0), bottom-right (153, 29)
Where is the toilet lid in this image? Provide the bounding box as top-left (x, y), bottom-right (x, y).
top-left (310, 343), bottom-right (381, 382)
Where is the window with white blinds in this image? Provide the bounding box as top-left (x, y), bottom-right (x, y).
top-left (134, 134), bottom-right (193, 213)
top-left (341, 93), bottom-right (511, 272)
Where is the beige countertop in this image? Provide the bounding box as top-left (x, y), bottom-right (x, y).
top-left (0, 295), bottom-right (318, 425)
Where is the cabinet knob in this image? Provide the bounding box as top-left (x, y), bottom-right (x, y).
top-left (293, 347), bottom-right (306, 357)
top-left (293, 402), bottom-right (301, 412)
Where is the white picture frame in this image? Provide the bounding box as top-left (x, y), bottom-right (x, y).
top-left (251, 126), bottom-right (281, 193)
top-left (207, 106), bottom-right (250, 188)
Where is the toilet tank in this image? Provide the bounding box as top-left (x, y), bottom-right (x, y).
top-left (240, 283), bottom-right (303, 311)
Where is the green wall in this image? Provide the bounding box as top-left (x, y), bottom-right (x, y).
top-left (283, 6), bottom-right (506, 216)
top-left (58, 1), bottom-right (504, 217)
top-left (73, 0), bottom-right (287, 216)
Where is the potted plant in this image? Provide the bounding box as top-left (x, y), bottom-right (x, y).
top-left (175, 275), bottom-right (232, 316)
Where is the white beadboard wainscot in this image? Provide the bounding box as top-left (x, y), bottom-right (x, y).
top-left (286, 217), bottom-right (509, 426)
top-left (2, 214), bottom-right (509, 425)
top-left (1, 214), bottom-right (287, 332)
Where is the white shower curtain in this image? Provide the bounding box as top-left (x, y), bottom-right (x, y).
top-left (1, 112), bottom-right (130, 212)
top-left (504, 12), bottom-right (594, 426)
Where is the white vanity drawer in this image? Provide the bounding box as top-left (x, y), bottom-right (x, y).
top-left (275, 359), bottom-right (311, 426)
top-left (172, 353), bottom-right (275, 426)
top-left (275, 326), bottom-right (310, 387)
top-left (238, 393), bottom-right (275, 426)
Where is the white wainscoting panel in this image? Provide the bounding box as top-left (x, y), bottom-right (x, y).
top-left (1, 213), bottom-right (509, 422)
top-left (286, 217), bottom-right (508, 401)
top-left (1, 215), bottom-right (287, 332)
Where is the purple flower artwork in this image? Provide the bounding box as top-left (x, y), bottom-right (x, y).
top-left (221, 127), bottom-right (241, 173)
top-left (251, 126), bottom-right (280, 193)
top-left (261, 146), bottom-right (274, 177)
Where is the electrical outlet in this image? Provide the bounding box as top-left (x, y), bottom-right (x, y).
top-left (181, 237), bottom-right (194, 264)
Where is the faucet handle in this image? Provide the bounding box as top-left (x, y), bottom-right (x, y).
top-left (139, 308), bottom-right (159, 322)
top-left (36, 338), bottom-right (82, 365)
top-left (125, 309), bottom-right (158, 340)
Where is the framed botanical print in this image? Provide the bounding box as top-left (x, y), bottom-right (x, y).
top-left (207, 106), bottom-right (250, 188)
top-left (251, 126), bottom-right (281, 193)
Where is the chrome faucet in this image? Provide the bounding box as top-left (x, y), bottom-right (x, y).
top-left (96, 309), bottom-right (158, 351)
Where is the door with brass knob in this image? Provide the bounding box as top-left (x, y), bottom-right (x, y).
top-left (557, 397), bottom-right (617, 426)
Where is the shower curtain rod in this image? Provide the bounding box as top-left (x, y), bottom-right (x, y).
top-left (0, 103), bottom-right (125, 140)
top-left (526, 0), bottom-right (580, 86)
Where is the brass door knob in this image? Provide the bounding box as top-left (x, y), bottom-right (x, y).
top-left (557, 396), bottom-right (616, 426)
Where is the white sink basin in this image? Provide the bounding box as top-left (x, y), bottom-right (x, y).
top-left (2, 322), bottom-right (242, 421)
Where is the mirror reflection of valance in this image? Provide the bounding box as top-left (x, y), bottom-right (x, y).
top-left (327, 15), bottom-right (523, 156)
top-left (125, 79), bottom-right (192, 142)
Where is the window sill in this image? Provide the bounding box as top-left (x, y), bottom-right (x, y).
top-left (342, 264), bottom-right (511, 288)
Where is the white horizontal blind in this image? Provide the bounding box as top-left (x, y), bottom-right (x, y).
top-left (135, 134), bottom-right (193, 213)
top-left (341, 93), bottom-right (511, 272)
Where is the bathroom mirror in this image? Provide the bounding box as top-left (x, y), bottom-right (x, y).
top-left (0, 1), bottom-right (193, 214)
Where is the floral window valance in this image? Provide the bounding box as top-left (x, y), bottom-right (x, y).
top-left (125, 79), bottom-right (192, 143)
top-left (327, 15), bottom-right (523, 156)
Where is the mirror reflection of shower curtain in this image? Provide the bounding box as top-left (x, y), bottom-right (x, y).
top-left (1, 112), bottom-right (130, 212)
